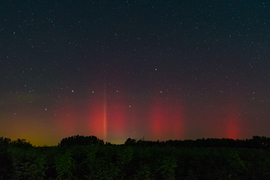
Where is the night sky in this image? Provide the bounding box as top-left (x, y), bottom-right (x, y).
top-left (1, 0), bottom-right (270, 146)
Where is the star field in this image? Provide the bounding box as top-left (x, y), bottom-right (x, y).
top-left (1, 0), bottom-right (270, 146)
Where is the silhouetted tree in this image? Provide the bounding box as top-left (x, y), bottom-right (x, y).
top-left (124, 138), bottom-right (136, 146)
top-left (0, 137), bottom-right (11, 147)
top-left (0, 137), bottom-right (13, 179)
top-left (249, 136), bottom-right (270, 149)
top-left (59, 135), bottom-right (104, 147)
top-left (9, 138), bottom-right (32, 148)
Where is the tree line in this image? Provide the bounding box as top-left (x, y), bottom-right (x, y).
top-left (124, 136), bottom-right (270, 149)
top-left (1, 135), bottom-right (270, 149)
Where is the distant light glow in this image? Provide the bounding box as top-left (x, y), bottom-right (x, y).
top-left (149, 93), bottom-right (184, 141)
top-left (170, 102), bottom-right (184, 139)
top-left (87, 95), bottom-right (105, 139)
top-left (225, 112), bottom-right (240, 140)
top-left (53, 102), bottom-right (77, 137)
top-left (103, 90), bottom-right (107, 142)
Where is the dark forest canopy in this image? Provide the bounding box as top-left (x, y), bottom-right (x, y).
top-left (0, 137), bottom-right (32, 148)
top-left (59, 135), bottom-right (105, 147)
top-left (124, 136), bottom-right (270, 149)
top-left (1, 135), bottom-right (270, 149)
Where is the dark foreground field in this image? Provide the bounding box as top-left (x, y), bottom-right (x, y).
top-left (1, 136), bottom-right (270, 180)
top-left (1, 146), bottom-right (270, 179)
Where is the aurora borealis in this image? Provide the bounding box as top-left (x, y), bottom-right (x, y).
top-left (1, 1), bottom-right (270, 146)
